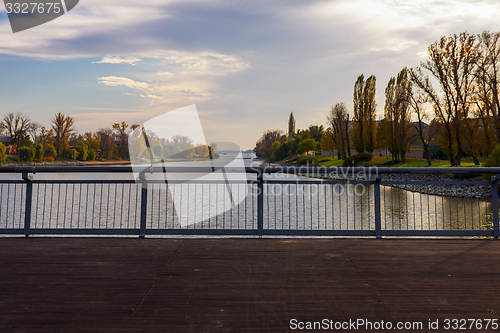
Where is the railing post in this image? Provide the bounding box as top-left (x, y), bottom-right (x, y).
top-left (22, 172), bottom-right (33, 237)
top-left (491, 175), bottom-right (500, 239)
top-left (139, 173), bottom-right (148, 238)
top-left (374, 175), bottom-right (382, 239)
top-left (257, 172), bottom-right (264, 237)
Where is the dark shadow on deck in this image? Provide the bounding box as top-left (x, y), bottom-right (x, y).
top-left (1, 238), bottom-right (500, 332)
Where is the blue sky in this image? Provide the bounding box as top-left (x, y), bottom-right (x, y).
top-left (1, 0), bottom-right (500, 149)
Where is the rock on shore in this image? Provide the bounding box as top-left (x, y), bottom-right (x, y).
top-left (306, 172), bottom-right (492, 200)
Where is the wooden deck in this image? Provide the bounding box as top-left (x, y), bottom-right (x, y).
top-left (1, 237), bottom-right (500, 332)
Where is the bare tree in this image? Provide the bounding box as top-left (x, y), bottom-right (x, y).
top-left (96, 128), bottom-right (114, 159)
top-left (2, 112), bottom-right (31, 147)
top-left (416, 32), bottom-right (479, 165)
top-left (51, 113), bottom-right (75, 156)
top-left (27, 122), bottom-right (41, 144)
top-left (407, 85), bottom-right (433, 166)
top-left (327, 103), bottom-right (350, 159)
top-left (112, 121), bottom-right (140, 158)
top-left (475, 30), bottom-right (500, 142)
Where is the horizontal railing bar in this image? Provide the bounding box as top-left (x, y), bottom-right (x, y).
top-left (29, 229), bottom-right (140, 235)
top-left (264, 180), bottom-right (375, 185)
top-left (380, 180), bottom-right (491, 185)
top-left (0, 178), bottom-right (490, 186)
top-left (2, 166), bottom-right (500, 174)
top-left (146, 229), bottom-right (258, 235)
top-left (381, 230), bottom-right (494, 236)
top-left (0, 229), bottom-right (23, 234)
top-left (0, 180), bottom-right (26, 184)
top-left (263, 230), bottom-right (376, 236)
top-left (31, 180), bottom-right (138, 184)
top-left (145, 180), bottom-right (253, 184)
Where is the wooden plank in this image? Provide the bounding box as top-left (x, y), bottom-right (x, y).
top-left (0, 238), bottom-right (499, 331)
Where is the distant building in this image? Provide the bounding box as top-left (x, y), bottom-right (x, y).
top-left (0, 136), bottom-right (11, 145)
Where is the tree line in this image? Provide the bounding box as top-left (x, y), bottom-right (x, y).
top-left (255, 30), bottom-right (500, 166)
top-left (0, 112), bottom-right (213, 163)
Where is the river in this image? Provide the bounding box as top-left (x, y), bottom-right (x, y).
top-left (0, 154), bottom-right (493, 233)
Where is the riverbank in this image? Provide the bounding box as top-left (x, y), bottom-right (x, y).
top-left (0, 159), bottom-right (133, 167)
top-left (311, 171), bottom-right (492, 199)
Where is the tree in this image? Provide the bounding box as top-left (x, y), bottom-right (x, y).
top-left (308, 125), bottom-right (324, 143)
top-left (327, 102), bottom-right (350, 160)
top-left (475, 30), bottom-right (500, 143)
top-left (271, 141), bottom-right (281, 160)
top-left (413, 33), bottom-right (479, 165)
top-left (320, 128), bottom-right (336, 153)
top-left (384, 68), bottom-right (412, 162)
top-left (363, 75), bottom-right (377, 153)
top-left (288, 113), bottom-right (295, 138)
top-left (39, 127), bottom-right (54, 148)
top-left (74, 141), bottom-right (89, 161)
top-left (375, 119), bottom-right (388, 151)
top-left (152, 140), bottom-right (164, 159)
top-left (112, 122), bottom-right (140, 158)
top-left (254, 130), bottom-right (283, 158)
top-left (51, 113), bottom-right (75, 157)
top-left (352, 74), bottom-right (376, 153)
top-left (407, 85), bottom-right (433, 166)
top-left (45, 145), bottom-right (57, 159)
top-left (19, 146), bottom-right (35, 161)
top-left (66, 148), bottom-right (78, 160)
top-left (87, 149), bottom-right (96, 161)
top-left (96, 128), bottom-right (114, 159)
top-left (130, 136), bottom-right (147, 160)
top-left (34, 144), bottom-right (44, 162)
top-left (2, 112), bottom-right (31, 147)
top-left (194, 144), bottom-right (209, 158)
top-left (353, 74), bottom-right (365, 152)
top-left (410, 67), bottom-right (455, 165)
top-left (27, 122), bottom-right (41, 144)
top-left (297, 138), bottom-right (317, 155)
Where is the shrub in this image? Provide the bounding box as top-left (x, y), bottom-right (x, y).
top-left (296, 139), bottom-right (317, 155)
top-left (74, 141), bottom-right (89, 161)
top-left (45, 145), bottom-right (57, 158)
top-left (34, 144), bottom-right (44, 162)
top-left (483, 144), bottom-right (500, 180)
top-left (20, 136), bottom-right (33, 148)
top-left (342, 152), bottom-right (373, 167)
top-left (0, 142), bottom-right (7, 163)
top-left (19, 146), bottom-right (36, 161)
top-left (66, 148), bottom-right (78, 160)
top-left (317, 158), bottom-right (330, 163)
top-left (296, 155), bottom-right (315, 165)
top-left (0, 143), bottom-right (7, 163)
top-left (43, 156), bottom-right (55, 162)
top-left (87, 149), bottom-right (96, 161)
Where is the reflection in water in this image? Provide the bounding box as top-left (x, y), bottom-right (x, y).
top-left (380, 185), bottom-right (491, 231)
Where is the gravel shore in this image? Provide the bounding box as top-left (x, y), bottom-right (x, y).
top-left (305, 171), bottom-right (493, 199)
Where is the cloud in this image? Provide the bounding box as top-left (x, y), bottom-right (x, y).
top-left (92, 56), bottom-right (142, 65)
top-left (98, 76), bottom-right (150, 90)
top-left (96, 51), bottom-right (250, 106)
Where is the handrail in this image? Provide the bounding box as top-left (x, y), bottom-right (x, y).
top-left (1, 165), bottom-right (500, 174)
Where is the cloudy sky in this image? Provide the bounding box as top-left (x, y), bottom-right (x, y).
top-left (1, 0), bottom-right (500, 150)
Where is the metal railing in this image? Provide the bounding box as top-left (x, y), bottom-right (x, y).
top-left (1, 166), bottom-right (500, 238)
